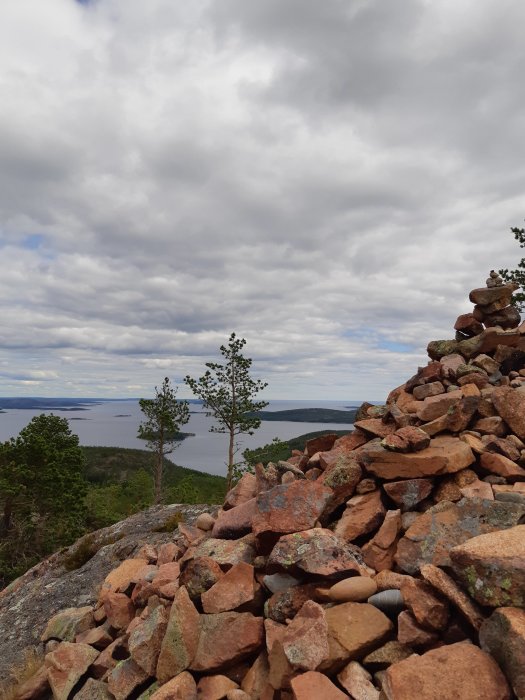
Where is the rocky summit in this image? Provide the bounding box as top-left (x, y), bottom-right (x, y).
top-left (5, 274), bottom-right (525, 699)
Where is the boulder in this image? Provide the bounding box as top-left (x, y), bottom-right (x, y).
top-left (395, 498), bottom-right (525, 574)
top-left (334, 491), bottom-right (386, 542)
top-left (362, 436), bottom-right (475, 480)
top-left (156, 586), bottom-right (201, 682)
top-left (450, 525), bottom-right (525, 606)
top-left (190, 612), bottom-right (264, 672)
top-left (201, 562), bottom-right (255, 614)
top-left (480, 607), bottom-right (525, 700)
top-left (382, 641), bottom-right (511, 699)
top-left (45, 642), bottom-right (99, 700)
top-left (492, 386), bottom-right (525, 439)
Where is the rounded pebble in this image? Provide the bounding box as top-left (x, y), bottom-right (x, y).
top-left (329, 576), bottom-right (378, 602)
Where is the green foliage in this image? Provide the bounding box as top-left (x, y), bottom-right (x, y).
top-left (0, 414), bottom-right (88, 587)
top-left (165, 476), bottom-right (200, 504)
top-left (499, 224), bottom-right (525, 310)
top-left (185, 333), bottom-right (268, 489)
top-left (138, 377), bottom-right (190, 504)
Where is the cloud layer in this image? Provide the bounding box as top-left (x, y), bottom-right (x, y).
top-left (1, 0), bottom-right (524, 400)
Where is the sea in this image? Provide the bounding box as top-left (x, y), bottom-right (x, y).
top-left (0, 399), bottom-right (359, 476)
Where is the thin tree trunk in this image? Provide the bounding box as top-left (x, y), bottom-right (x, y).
top-left (227, 428), bottom-right (235, 491)
top-left (155, 429), bottom-right (164, 504)
top-left (1, 496), bottom-right (13, 537)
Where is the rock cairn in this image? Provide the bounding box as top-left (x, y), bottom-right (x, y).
top-left (13, 275), bottom-right (525, 700)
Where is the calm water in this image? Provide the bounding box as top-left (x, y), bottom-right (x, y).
top-left (0, 400), bottom-right (357, 476)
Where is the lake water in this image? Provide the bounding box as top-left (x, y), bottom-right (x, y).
top-left (0, 400), bottom-right (358, 476)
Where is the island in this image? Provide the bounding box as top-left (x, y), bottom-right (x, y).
top-left (250, 407), bottom-right (357, 423)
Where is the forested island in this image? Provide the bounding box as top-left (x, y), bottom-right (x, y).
top-left (251, 407), bottom-right (357, 423)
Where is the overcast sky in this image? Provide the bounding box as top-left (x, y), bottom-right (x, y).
top-left (1, 0), bottom-right (524, 402)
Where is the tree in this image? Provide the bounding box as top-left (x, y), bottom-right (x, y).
top-left (184, 333), bottom-right (268, 490)
top-left (0, 414), bottom-right (87, 584)
top-left (138, 377), bottom-right (190, 504)
top-left (499, 223), bottom-right (525, 310)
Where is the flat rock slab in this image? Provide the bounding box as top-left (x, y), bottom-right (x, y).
top-left (450, 525), bottom-right (525, 606)
top-left (323, 602), bottom-right (392, 667)
top-left (480, 607), bottom-right (525, 700)
top-left (190, 612), bottom-right (264, 672)
top-left (492, 386), bottom-right (525, 440)
top-left (45, 642), bottom-right (99, 700)
top-left (252, 480), bottom-right (333, 542)
top-left (395, 498), bottom-right (525, 574)
top-left (267, 528), bottom-right (367, 577)
top-left (361, 436), bottom-right (474, 480)
top-left (382, 641), bottom-right (511, 699)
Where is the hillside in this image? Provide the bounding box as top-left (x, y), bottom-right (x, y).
top-left (252, 407), bottom-right (357, 423)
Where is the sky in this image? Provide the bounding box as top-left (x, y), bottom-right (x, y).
top-left (1, 0), bottom-right (525, 402)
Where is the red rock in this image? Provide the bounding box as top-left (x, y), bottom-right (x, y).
top-left (197, 675), bottom-right (239, 699)
top-left (129, 604), bottom-right (168, 675)
top-left (90, 636), bottom-right (127, 679)
top-left (189, 537), bottom-right (255, 568)
top-left (41, 606), bottom-right (95, 643)
top-left (440, 353), bottom-right (465, 378)
top-left (419, 565), bottom-right (483, 631)
top-left (99, 558), bottom-right (149, 600)
top-left (324, 602), bottom-right (392, 663)
top-left (305, 433), bottom-right (339, 456)
top-left (484, 305), bottom-right (521, 329)
top-left (265, 584), bottom-right (321, 623)
top-left (383, 479), bottom-right (433, 511)
top-left (252, 480), bottom-right (333, 545)
top-left (395, 498), bottom-right (525, 574)
top-left (103, 592), bottom-right (135, 631)
top-left (71, 678), bottom-right (114, 699)
top-left (334, 490), bottom-right (385, 542)
top-left (458, 327), bottom-right (521, 358)
top-left (318, 455), bottom-right (362, 512)
top-left (318, 430), bottom-right (369, 471)
top-left (490, 386), bottom-right (525, 440)
top-left (479, 452), bottom-right (525, 480)
top-left (190, 612), bottom-right (264, 672)
top-left (401, 579), bottom-right (448, 631)
top-left (354, 418), bottom-right (396, 438)
top-left (45, 642), bottom-right (99, 700)
top-left (224, 473), bottom-right (257, 509)
top-left (484, 436), bottom-right (521, 460)
top-left (480, 607), bottom-right (525, 700)
top-left (469, 284), bottom-right (514, 308)
top-left (156, 586), bottom-right (201, 683)
top-left (382, 641), bottom-right (511, 699)
top-left (416, 390), bottom-right (463, 422)
top-left (157, 542), bottom-right (181, 565)
top-left (362, 641), bottom-right (413, 670)
top-left (397, 610), bottom-right (438, 647)
top-left (201, 562), bottom-right (255, 613)
top-left (373, 570), bottom-right (413, 591)
top-left (211, 498), bottom-right (258, 539)
top-left (241, 652), bottom-right (270, 698)
top-left (382, 426), bottom-right (431, 453)
top-left (152, 561), bottom-right (181, 588)
top-left (150, 671), bottom-right (197, 699)
top-left (361, 510), bottom-right (402, 572)
top-left (460, 479), bottom-right (494, 500)
top-left (446, 396), bottom-right (480, 432)
top-left (282, 600), bottom-right (329, 671)
top-left (179, 556), bottom-right (224, 601)
top-left (473, 416), bottom-right (507, 436)
top-left (362, 436), bottom-right (475, 480)
top-left (454, 313), bottom-right (484, 337)
top-left (290, 671), bottom-right (348, 699)
top-left (268, 528), bottom-right (367, 578)
top-left (337, 660), bottom-right (379, 700)
top-left (267, 639), bottom-right (295, 691)
top-left (75, 626), bottom-right (113, 649)
top-left (107, 658), bottom-right (149, 700)
top-left (450, 525), bottom-right (525, 607)
top-left (412, 382), bottom-right (445, 400)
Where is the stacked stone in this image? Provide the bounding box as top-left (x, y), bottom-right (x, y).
top-left (13, 275), bottom-right (525, 700)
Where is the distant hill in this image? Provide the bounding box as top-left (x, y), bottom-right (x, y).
top-left (251, 407), bottom-right (357, 423)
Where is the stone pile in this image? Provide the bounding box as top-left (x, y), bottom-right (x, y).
top-left (14, 275), bottom-right (525, 700)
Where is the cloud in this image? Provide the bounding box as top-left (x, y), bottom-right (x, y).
top-left (0, 0), bottom-right (524, 401)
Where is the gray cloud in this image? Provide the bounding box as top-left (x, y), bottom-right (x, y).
top-left (0, 0), bottom-right (524, 401)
